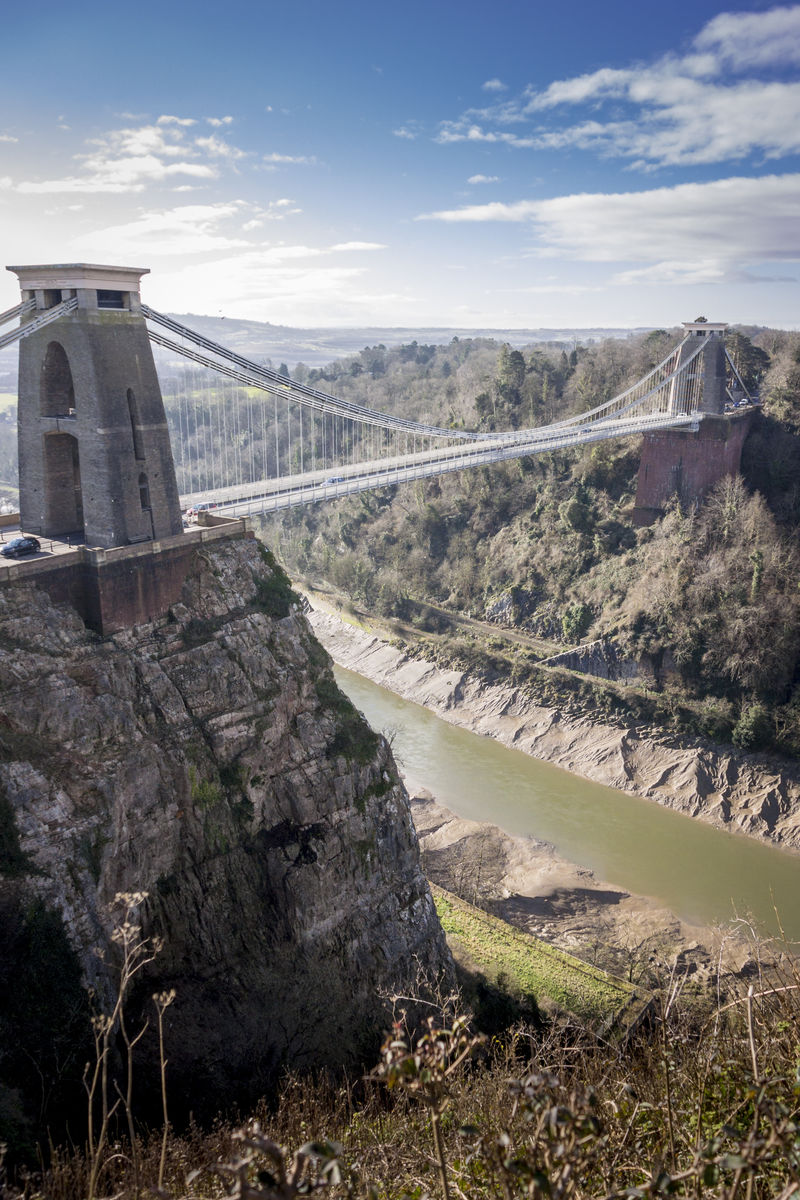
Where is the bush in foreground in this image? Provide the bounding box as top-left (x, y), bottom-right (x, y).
top-left (3, 940), bottom-right (800, 1200)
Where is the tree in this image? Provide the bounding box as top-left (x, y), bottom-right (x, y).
top-left (726, 332), bottom-right (769, 393)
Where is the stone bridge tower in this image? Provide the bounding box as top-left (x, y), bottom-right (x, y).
top-left (7, 263), bottom-right (183, 549)
top-left (667, 320), bottom-right (728, 416)
top-left (632, 320), bottom-right (754, 526)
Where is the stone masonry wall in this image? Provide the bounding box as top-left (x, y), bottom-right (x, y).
top-left (0, 519), bottom-right (250, 634)
top-left (633, 411), bottom-right (754, 526)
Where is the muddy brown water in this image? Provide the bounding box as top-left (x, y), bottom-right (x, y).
top-left (335, 665), bottom-right (800, 943)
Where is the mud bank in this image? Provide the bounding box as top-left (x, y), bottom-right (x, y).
top-left (408, 787), bottom-right (749, 981)
top-left (307, 606), bottom-right (800, 852)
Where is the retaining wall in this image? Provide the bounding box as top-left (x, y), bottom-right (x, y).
top-left (0, 516), bottom-right (252, 634)
top-left (633, 411), bottom-right (755, 526)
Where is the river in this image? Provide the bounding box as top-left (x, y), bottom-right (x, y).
top-left (335, 664), bottom-right (800, 942)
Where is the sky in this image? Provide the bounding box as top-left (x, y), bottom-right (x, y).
top-left (1, 0), bottom-right (799, 330)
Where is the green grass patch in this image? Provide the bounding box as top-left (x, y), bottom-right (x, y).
top-left (432, 885), bottom-right (645, 1028)
top-left (254, 544), bottom-right (299, 618)
top-left (316, 675), bottom-right (381, 765)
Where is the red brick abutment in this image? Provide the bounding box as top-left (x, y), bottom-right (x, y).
top-left (633, 410), bottom-right (755, 526)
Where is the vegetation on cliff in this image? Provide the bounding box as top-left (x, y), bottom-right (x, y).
top-left (262, 327), bottom-right (800, 758)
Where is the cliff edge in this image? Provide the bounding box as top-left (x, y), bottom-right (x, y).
top-left (0, 534), bottom-right (449, 1149)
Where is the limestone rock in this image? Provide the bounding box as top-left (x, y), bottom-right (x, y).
top-left (0, 535), bottom-right (450, 1137)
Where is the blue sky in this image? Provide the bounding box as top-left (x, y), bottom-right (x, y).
top-left (1, 0), bottom-right (799, 329)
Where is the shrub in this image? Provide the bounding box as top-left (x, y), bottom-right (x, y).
top-left (732, 702), bottom-right (772, 751)
top-left (561, 601), bottom-right (593, 643)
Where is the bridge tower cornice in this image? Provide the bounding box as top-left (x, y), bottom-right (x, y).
top-left (7, 262), bottom-right (150, 316)
top-left (681, 320), bottom-right (729, 337)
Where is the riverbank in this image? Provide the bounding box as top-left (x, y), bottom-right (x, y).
top-left (306, 596), bottom-right (800, 976)
top-left (408, 787), bottom-right (745, 986)
top-left (306, 600), bottom-right (800, 851)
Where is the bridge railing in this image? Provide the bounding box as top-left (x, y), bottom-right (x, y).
top-left (179, 409), bottom-right (698, 518)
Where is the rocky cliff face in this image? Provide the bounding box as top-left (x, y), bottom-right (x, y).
top-left (0, 534), bottom-right (450, 1145)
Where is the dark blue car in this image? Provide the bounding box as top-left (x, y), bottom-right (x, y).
top-left (1, 536), bottom-right (41, 559)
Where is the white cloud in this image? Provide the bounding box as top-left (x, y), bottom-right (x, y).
top-left (529, 67), bottom-right (631, 109)
top-left (393, 127), bottom-right (416, 140)
top-left (0, 134), bottom-right (18, 144)
top-left (6, 120), bottom-right (237, 194)
top-left (694, 4), bottom-right (800, 69)
top-left (421, 199), bottom-right (535, 222)
top-left (241, 198), bottom-right (303, 218)
top-left (151, 238), bottom-right (396, 323)
top-left (206, 116), bottom-right (234, 126)
top-left (70, 202), bottom-right (253, 256)
top-left (436, 6), bottom-right (800, 168)
top-left (419, 172), bottom-right (800, 283)
top-left (263, 152), bottom-right (318, 165)
top-left (329, 242), bottom-right (386, 252)
top-left (467, 174), bottom-right (499, 184)
top-left (503, 282), bottom-right (603, 296)
top-left (157, 115), bottom-right (196, 126)
top-left (43, 202), bottom-right (86, 215)
top-left (482, 78), bottom-right (507, 92)
top-left (67, 197), bottom-right (306, 259)
top-left (89, 125), bottom-right (187, 159)
top-left (16, 160), bottom-right (216, 195)
top-left (612, 260), bottom-right (729, 286)
top-left (194, 134), bottom-right (247, 161)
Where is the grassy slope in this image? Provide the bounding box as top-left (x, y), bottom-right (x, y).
top-left (432, 885), bottom-right (646, 1029)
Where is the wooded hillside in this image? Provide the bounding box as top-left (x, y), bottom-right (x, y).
top-left (263, 327), bottom-right (800, 758)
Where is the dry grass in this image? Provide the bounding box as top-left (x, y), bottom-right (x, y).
top-left (4, 936), bottom-right (800, 1200)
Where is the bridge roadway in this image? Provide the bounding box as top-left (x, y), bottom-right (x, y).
top-left (180, 409), bottom-right (699, 519)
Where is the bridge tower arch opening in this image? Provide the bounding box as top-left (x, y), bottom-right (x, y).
top-left (38, 342), bottom-right (84, 536)
top-left (7, 262), bottom-right (183, 548)
top-left (41, 341), bottom-right (76, 418)
top-left (43, 431), bottom-right (84, 537)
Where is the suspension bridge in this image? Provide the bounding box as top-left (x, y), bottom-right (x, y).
top-left (0, 274), bottom-right (754, 527)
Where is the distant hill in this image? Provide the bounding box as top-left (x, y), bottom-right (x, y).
top-left (156, 314), bottom-right (655, 370)
top-left (0, 312), bottom-right (654, 385)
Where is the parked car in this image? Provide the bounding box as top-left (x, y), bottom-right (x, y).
top-left (184, 501), bottom-right (217, 518)
top-left (1, 536), bottom-right (41, 559)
